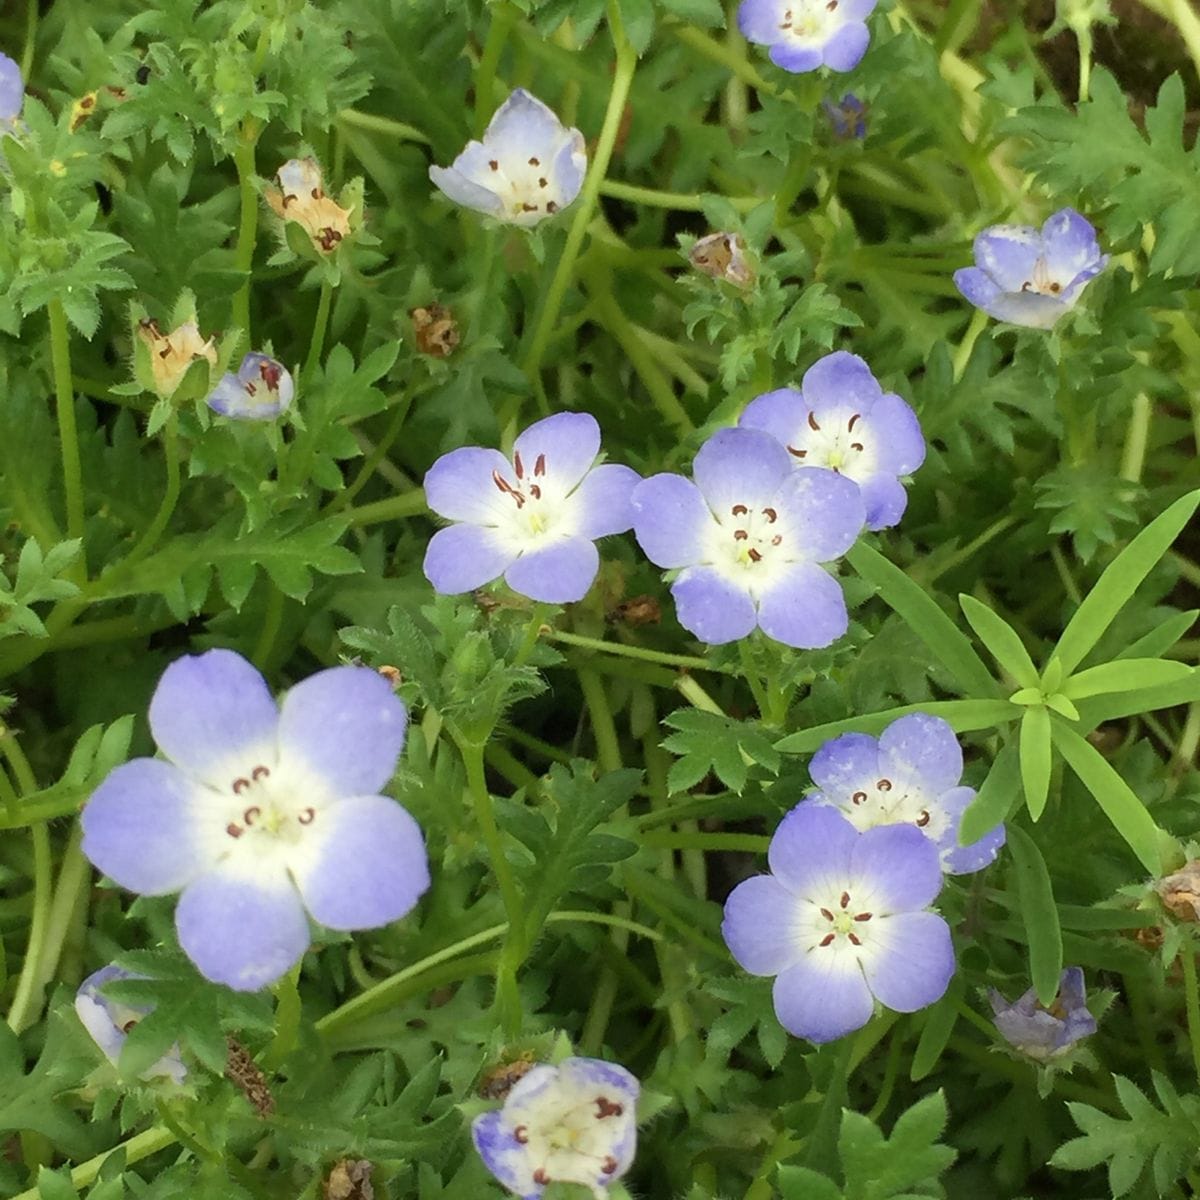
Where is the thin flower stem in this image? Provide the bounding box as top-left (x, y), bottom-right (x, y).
top-left (579, 667), bottom-right (622, 773)
top-left (675, 673), bottom-right (726, 715)
top-left (21, 0), bottom-right (37, 76)
top-left (336, 107), bottom-right (431, 144)
top-left (597, 179), bottom-right (758, 212)
top-left (343, 489), bottom-right (428, 527)
top-left (578, 900), bottom-right (632, 1057)
top-left (1119, 392), bottom-right (1152, 484)
top-left (327, 387), bottom-right (418, 513)
top-left (671, 25), bottom-right (777, 95)
top-left (122, 418), bottom-right (181, 570)
top-left (641, 830), bottom-right (769, 854)
top-left (1076, 25), bottom-right (1092, 104)
top-left (474, 2), bottom-right (520, 135)
top-left (301, 278), bottom-right (335, 384)
top-left (514, 602), bottom-right (555, 667)
top-left (738, 641), bottom-right (771, 718)
top-left (547, 909), bottom-right (662, 943)
top-left (30, 825), bottom-right (89, 1006)
top-left (1182, 942), bottom-right (1200, 1083)
top-left (8, 1124), bottom-right (177, 1200)
top-left (952, 307), bottom-right (988, 381)
top-left (232, 127), bottom-right (261, 338)
top-left (542, 629), bottom-right (730, 673)
top-left (47, 299), bottom-right (85, 572)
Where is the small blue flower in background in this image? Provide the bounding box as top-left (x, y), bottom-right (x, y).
top-left (953, 208), bottom-right (1108, 330)
top-left (81, 649), bottom-right (429, 991)
top-left (631, 427), bottom-right (864, 648)
top-left (738, 0), bottom-right (878, 73)
top-left (429, 89), bottom-right (586, 228)
top-left (75, 965), bottom-right (187, 1084)
top-left (473, 1056), bottom-right (639, 1198)
top-left (823, 93), bottom-right (867, 139)
top-left (0, 50), bottom-right (23, 126)
top-left (990, 967), bottom-right (1098, 1061)
top-left (722, 805), bottom-right (955, 1043)
top-left (206, 352), bottom-right (294, 420)
top-left (739, 351), bottom-right (925, 531)
top-left (423, 411), bottom-right (640, 604)
top-left (803, 712), bottom-right (1006, 874)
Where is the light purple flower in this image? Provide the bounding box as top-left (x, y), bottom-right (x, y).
top-left (423, 411), bottom-right (639, 604)
top-left (0, 51), bottom-right (22, 124)
top-left (206, 352), bottom-right (294, 420)
top-left (953, 208), bottom-right (1108, 330)
top-left (739, 352), bottom-right (924, 531)
top-left (429, 89), bottom-right (586, 228)
top-left (472, 1056), bottom-right (639, 1199)
top-left (81, 650), bottom-right (429, 991)
top-left (989, 967), bottom-right (1097, 1061)
top-left (722, 806), bottom-right (954, 1043)
top-left (631, 427), bottom-right (864, 648)
top-left (823, 93), bottom-right (867, 139)
top-left (803, 712), bottom-right (1005, 874)
top-left (75, 965), bottom-right (187, 1084)
top-left (738, 0), bottom-right (877, 73)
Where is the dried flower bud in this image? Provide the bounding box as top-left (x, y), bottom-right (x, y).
top-left (377, 665), bottom-right (402, 686)
top-left (266, 157), bottom-right (353, 255)
top-left (1157, 861), bottom-right (1200, 922)
top-left (225, 1037), bottom-right (275, 1117)
top-left (69, 91), bottom-right (99, 132)
top-left (323, 1159), bottom-right (374, 1200)
top-left (410, 303), bottom-right (461, 358)
top-left (478, 1052), bottom-right (536, 1100)
top-left (612, 594), bottom-right (661, 627)
top-left (689, 232), bottom-right (754, 288)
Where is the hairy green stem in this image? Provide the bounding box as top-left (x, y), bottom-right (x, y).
top-left (1119, 392), bottom-right (1152, 483)
top-left (543, 629), bottom-right (729, 673)
top-left (47, 300), bottom-right (85, 571)
top-left (301, 278), bottom-right (335, 383)
top-left (474, 2), bottom-right (519, 134)
top-left (9, 1125), bottom-right (177, 1200)
top-left (328, 388), bottom-right (417, 513)
top-left (344, 489), bottom-right (428, 527)
top-left (579, 667), bottom-right (622, 773)
top-left (952, 307), bottom-right (988, 381)
top-left (232, 128), bottom-right (261, 337)
top-left (337, 108), bottom-right (430, 144)
top-left (123, 419), bottom-right (181, 569)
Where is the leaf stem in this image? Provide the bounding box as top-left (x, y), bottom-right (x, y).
top-left (232, 126), bottom-right (261, 338)
top-left (952, 307), bottom-right (988, 381)
top-left (47, 299), bottom-right (85, 574)
top-left (301, 278), bottom-right (334, 384)
top-left (122, 418), bottom-right (181, 570)
top-left (336, 108), bottom-right (431, 144)
top-left (579, 667), bottom-right (622, 773)
top-left (343, 489), bottom-right (428, 527)
top-left (542, 628), bottom-right (731, 673)
top-left (8, 1125), bottom-right (177, 1200)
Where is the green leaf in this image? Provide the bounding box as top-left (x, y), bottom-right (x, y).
top-left (1062, 658), bottom-right (1194, 699)
top-left (1075, 670), bottom-right (1200, 729)
top-left (910, 976), bottom-right (963, 1082)
top-left (618, 0), bottom-right (656, 53)
top-left (1052, 489), bottom-right (1200, 674)
top-left (1006, 824), bottom-right (1062, 1007)
top-left (657, 0), bottom-right (726, 25)
top-left (847, 542), bottom-right (998, 698)
top-left (958, 594), bottom-right (1038, 686)
top-left (1018, 706), bottom-right (1052, 820)
top-left (37, 1167), bottom-right (78, 1200)
top-left (662, 708), bottom-right (779, 794)
top-left (959, 744), bottom-right (1021, 845)
top-left (776, 699), bottom-right (1016, 754)
top-left (839, 1090), bottom-right (956, 1200)
top-left (778, 1165), bottom-right (842, 1200)
top-left (1118, 609), bottom-right (1197, 660)
top-left (1052, 724), bottom-right (1164, 874)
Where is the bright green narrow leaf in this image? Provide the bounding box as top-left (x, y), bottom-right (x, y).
top-left (910, 975), bottom-right (963, 1081)
top-left (1075, 671), bottom-right (1200, 730)
top-left (1044, 693), bottom-right (1080, 721)
top-left (1009, 687), bottom-right (1042, 705)
top-left (959, 594), bottom-right (1039, 686)
top-left (775, 699), bottom-right (1016, 754)
top-left (1006, 824), bottom-right (1063, 1007)
top-left (1052, 725), bottom-right (1164, 874)
top-left (1118, 610), bottom-right (1198, 661)
top-left (1062, 659), bottom-right (1194, 699)
top-left (959, 744), bottom-right (1021, 845)
top-left (1053, 489), bottom-right (1200, 675)
top-left (1018, 706), bottom-right (1052, 821)
top-left (847, 542), bottom-right (999, 697)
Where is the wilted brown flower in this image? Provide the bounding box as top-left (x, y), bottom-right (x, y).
top-left (410, 303), bottom-right (460, 358)
top-left (323, 1159), bottom-right (374, 1200)
top-left (265, 157), bottom-right (352, 255)
top-left (137, 317), bottom-right (218, 398)
top-left (689, 232), bottom-right (755, 288)
top-left (1157, 861), bottom-right (1200, 922)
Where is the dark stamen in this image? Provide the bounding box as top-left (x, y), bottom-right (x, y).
top-left (731, 504), bottom-right (749, 517)
top-left (808, 412), bottom-right (821, 432)
top-left (602, 1157), bottom-right (618, 1175)
top-left (788, 446), bottom-right (808, 458)
top-left (852, 790), bottom-right (868, 805)
top-left (522, 202), bottom-right (538, 212)
top-left (514, 451), bottom-right (524, 479)
top-left (538, 178), bottom-right (548, 188)
top-left (877, 778), bottom-right (892, 792)
top-left (747, 548), bottom-right (763, 562)
top-left (840, 891), bottom-right (851, 909)
top-left (850, 442), bottom-right (864, 452)
top-left (820, 907), bottom-right (834, 920)
top-left (847, 413), bottom-right (861, 431)
top-left (854, 912), bottom-right (872, 922)
top-left (533, 1169), bottom-right (550, 1185)
top-left (771, 535), bottom-right (782, 546)
top-left (819, 932), bottom-right (836, 947)
top-left (596, 1097), bottom-right (624, 1118)
top-left (298, 807), bottom-right (316, 825)
top-left (547, 201), bottom-right (559, 213)
top-left (226, 822), bottom-right (243, 838)
top-left (529, 484), bottom-right (542, 499)
top-left (251, 765), bottom-right (270, 781)
top-left (514, 1126), bottom-right (529, 1144)
top-left (232, 778), bottom-right (251, 795)
top-left (528, 156), bottom-right (540, 166)
top-left (734, 529), bottom-right (748, 541)
top-left (492, 470), bottom-right (526, 508)
top-left (848, 931), bottom-right (862, 946)
top-left (916, 811), bottom-right (931, 827)
top-left (243, 806), bottom-right (261, 825)
top-left (763, 507), bottom-right (777, 522)
top-left (534, 453), bottom-right (546, 477)
top-left (489, 160), bottom-right (499, 171)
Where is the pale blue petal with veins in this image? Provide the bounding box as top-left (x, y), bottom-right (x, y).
top-left (990, 967), bottom-right (1098, 1060)
top-left (738, 0), bottom-right (877, 74)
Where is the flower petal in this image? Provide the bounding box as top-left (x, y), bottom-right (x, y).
top-left (423, 524), bottom-right (517, 594)
top-left (773, 467), bottom-right (864, 562)
top-left (850, 822), bottom-right (944, 912)
top-left (572, 463), bottom-right (641, 538)
top-left (291, 794), bottom-right (429, 929)
top-left (737, 0), bottom-right (784, 44)
top-left (558, 1056), bottom-right (640, 1102)
top-left (631, 473), bottom-right (712, 568)
top-left (148, 649), bottom-right (279, 787)
top-left (471, 1111), bottom-right (531, 1195)
top-left (974, 224), bottom-right (1041, 292)
top-left (953, 266), bottom-right (1004, 311)
top-left (175, 863), bottom-right (310, 991)
top-left (428, 164), bottom-right (504, 216)
top-left (423, 446), bottom-right (516, 524)
top-left (809, 732), bottom-right (881, 795)
top-left (936, 786), bottom-right (1006, 874)
top-left (504, 535), bottom-right (599, 602)
top-left (551, 131), bottom-right (587, 209)
top-left (802, 352), bottom-right (884, 413)
top-left (755, 560), bottom-right (849, 649)
top-left (821, 21), bottom-right (871, 72)
top-left (277, 666), bottom-right (407, 797)
top-left (75, 966), bottom-right (136, 1064)
top-left (1040, 207), bottom-right (1103, 282)
top-left (670, 566), bottom-right (757, 644)
top-left (0, 52), bottom-right (23, 122)
top-left (722, 874), bottom-right (805, 974)
top-left (484, 89), bottom-right (570, 160)
top-left (866, 393), bottom-right (925, 475)
top-left (768, 805), bottom-right (857, 897)
top-left (82, 759), bottom-right (218, 894)
top-left (857, 473), bottom-right (909, 531)
top-left (693, 427), bottom-right (793, 515)
top-left (879, 713), bottom-right (963, 794)
top-left (769, 42), bottom-right (824, 72)
top-left (861, 911), bottom-right (954, 1012)
top-left (512, 411), bottom-right (601, 496)
top-left (773, 955), bottom-right (874, 1042)
top-left (738, 388), bottom-right (806, 449)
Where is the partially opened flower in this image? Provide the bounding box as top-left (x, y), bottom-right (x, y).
top-left (0, 51), bottom-right (21, 118)
top-left (423, 411), bottom-right (639, 604)
top-left (137, 317), bottom-right (218, 399)
top-left (953, 208), bottom-right (1107, 330)
top-left (472, 1057), bottom-right (639, 1199)
top-left (429, 89), bottom-right (586, 227)
top-left (803, 712), bottom-right (1005, 874)
top-left (738, 0), bottom-right (878, 73)
top-left (75, 965), bottom-right (187, 1084)
top-left (990, 967), bottom-right (1097, 1061)
top-left (824, 93), bottom-right (867, 139)
top-left (689, 232), bottom-right (755, 288)
top-left (206, 352), bottom-right (293, 420)
top-left (81, 650), bottom-right (429, 991)
top-left (265, 157), bottom-right (353, 254)
top-left (739, 352), bottom-right (924, 531)
top-left (722, 806), bottom-right (954, 1043)
top-left (631, 427), bottom-right (864, 648)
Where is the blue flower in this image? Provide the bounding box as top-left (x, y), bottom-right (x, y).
top-left (953, 208), bottom-right (1108, 330)
top-left (423, 411), bottom-right (640, 604)
top-left (801, 713), bottom-right (1006, 874)
top-left (738, 0), bottom-right (878, 73)
top-left (823, 93), bottom-right (867, 139)
top-left (81, 650), bottom-right (429, 991)
top-left (738, 351), bottom-right (925, 531)
top-left (722, 806), bottom-right (955, 1043)
top-left (0, 51), bottom-right (23, 125)
top-left (472, 1056), bottom-right (639, 1199)
top-left (631, 427), bottom-right (864, 648)
top-left (206, 352), bottom-right (294, 420)
top-left (989, 967), bottom-right (1098, 1061)
top-left (75, 965), bottom-right (187, 1084)
top-left (429, 90), bottom-right (586, 227)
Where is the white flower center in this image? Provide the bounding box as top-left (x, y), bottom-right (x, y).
top-left (837, 773), bottom-right (949, 840)
top-left (1018, 255), bottom-right (1068, 298)
top-left (485, 151), bottom-right (562, 223)
top-left (786, 407), bottom-right (878, 482)
top-left (803, 887), bottom-right (875, 957)
top-left (489, 450), bottom-right (578, 548)
top-left (513, 1090), bottom-right (626, 1189)
top-left (779, 0), bottom-right (842, 42)
top-left (217, 761), bottom-right (323, 868)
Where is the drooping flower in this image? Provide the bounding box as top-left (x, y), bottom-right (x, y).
top-left (472, 1057), bottom-right (639, 1199)
top-left (722, 805), bottom-right (954, 1043)
top-left (81, 650), bottom-right (429, 991)
top-left (137, 316), bottom-right (218, 399)
top-left (738, 0), bottom-right (878, 74)
top-left (739, 351), bottom-right (924, 531)
top-left (423, 411), bottom-right (639, 604)
top-left (206, 352), bottom-right (293, 420)
top-left (631, 427), bottom-right (864, 648)
top-left (802, 712), bottom-right (1005, 874)
top-left (689, 232), bottom-right (755, 288)
top-left (429, 89), bottom-right (586, 227)
top-left (989, 967), bottom-right (1098, 1061)
top-left (953, 208), bottom-right (1107, 330)
top-left (74, 965), bottom-right (187, 1084)
top-left (0, 51), bottom-right (23, 125)
top-left (265, 157), bottom-right (353, 255)
top-left (823, 93), bottom-right (867, 139)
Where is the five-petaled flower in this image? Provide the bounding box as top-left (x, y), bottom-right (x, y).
top-left (429, 89), bottom-right (586, 227)
top-left (722, 805), bottom-right (955, 1043)
top-left (989, 967), bottom-right (1098, 1061)
top-left (81, 650), bottom-right (430, 991)
top-left (265, 157), bottom-right (353, 255)
top-left (802, 712), bottom-right (1006, 874)
top-left (472, 1056), bottom-right (639, 1199)
top-left (631, 427), bottom-right (864, 648)
top-left (75, 965), bottom-right (187, 1084)
top-left (738, 0), bottom-right (878, 73)
top-left (423, 411), bottom-right (640, 604)
top-left (0, 50), bottom-right (23, 127)
top-left (739, 351), bottom-right (925, 531)
top-left (953, 208), bottom-right (1108, 330)
top-left (206, 352), bottom-right (294, 420)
